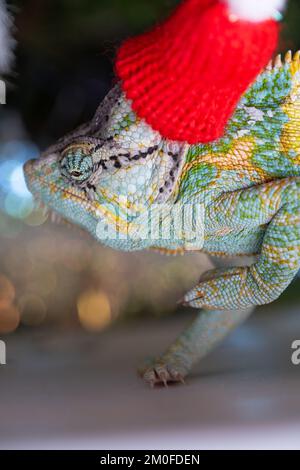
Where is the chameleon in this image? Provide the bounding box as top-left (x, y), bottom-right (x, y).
top-left (24, 50), bottom-right (300, 387)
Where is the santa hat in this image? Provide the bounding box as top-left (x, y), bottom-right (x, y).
top-left (115, 0), bottom-right (287, 144)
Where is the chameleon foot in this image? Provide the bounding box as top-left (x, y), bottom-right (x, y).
top-left (138, 358), bottom-right (187, 388)
top-left (182, 267), bottom-right (246, 310)
top-left (181, 265), bottom-right (284, 310)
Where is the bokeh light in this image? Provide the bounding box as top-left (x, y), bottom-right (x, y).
top-left (24, 208), bottom-right (49, 227)
top-left (4, 192), bottom-right (34, 219)
top-left (77, 289), bottom-right (112, 332)
top-left (10, 164), bottom-right (32, 198)
top-left (0, 159), bottom-right (20, 193)
top-left (0, 305), bottom-right (20, 334)
top-left (0, 140), bottom-right (39, 222)
top-left (0, 274), bottom-right (15, 309)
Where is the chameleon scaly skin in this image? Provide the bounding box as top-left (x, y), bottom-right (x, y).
top-left (24, 51), bottom-right (300, 386)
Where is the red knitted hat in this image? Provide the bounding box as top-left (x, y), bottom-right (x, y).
top-left (115, 0), bottom-right (287, 144)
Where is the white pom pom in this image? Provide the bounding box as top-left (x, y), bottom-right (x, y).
top-left (225, 0), bottom-right (287, 22)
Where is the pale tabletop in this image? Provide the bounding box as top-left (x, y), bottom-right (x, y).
top-left (0, 307), bottom-right (300, 450)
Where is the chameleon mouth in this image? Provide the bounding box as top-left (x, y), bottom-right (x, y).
top-left (33, 197), bottom-right (73, 225)
top-left (32, 197), bottom-right (94, 238)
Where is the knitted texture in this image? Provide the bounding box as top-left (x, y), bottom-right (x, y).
top-left (115, 0), bottom-right (279, 144)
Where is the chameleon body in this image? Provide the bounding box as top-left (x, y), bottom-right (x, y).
top-left (24, 51), bottom-right (300, 386)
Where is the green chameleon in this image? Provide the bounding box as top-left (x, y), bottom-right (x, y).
top-left (24, 51), bottom-right (300, 387)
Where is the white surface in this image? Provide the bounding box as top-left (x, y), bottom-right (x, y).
top-left (0, 307), bottom-right (300, 450)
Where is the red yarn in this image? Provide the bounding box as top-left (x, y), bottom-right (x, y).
top-left (115, 0), bottom-right (279, 144)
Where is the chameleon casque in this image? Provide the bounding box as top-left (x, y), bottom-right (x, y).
top-left (24, 50), bottom-right (300, 386)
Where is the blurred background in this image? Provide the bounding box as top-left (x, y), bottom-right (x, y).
top-left (1, 0), bottom-right (300, 450)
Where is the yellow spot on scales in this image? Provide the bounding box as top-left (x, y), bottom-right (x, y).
top-left (183, 137), bottom-right (267, 181)
top-left (49, 182), bottom-right (57, 194)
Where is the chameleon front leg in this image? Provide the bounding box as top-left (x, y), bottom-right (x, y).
top-left (184, 177), bottom-right (300, 310)
top-left (139, 307), bottom-right (254, 387)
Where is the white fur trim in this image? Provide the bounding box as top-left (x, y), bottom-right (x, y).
top-left (225, 0), bottom-right (287, 22)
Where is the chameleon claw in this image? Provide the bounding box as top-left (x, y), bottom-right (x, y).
top-left (143, 369), bottom-right (157, 387)
top-left (177, 295), bottom-right (203, 307)
top-left (139, 358), bottom-right (188, 387)
top-left (179, 290), bottom-right (205, 309)
top-left (160, 373), bottom-right (169, 387)
top-left (178, 375), bottom-right (186, 385)
top-left (171, 370), bottom-right (186, 385)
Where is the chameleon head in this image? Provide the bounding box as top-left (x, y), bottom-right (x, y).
top-left (24, 150), bottom-right (147, 251)
top-left (23, 86), bottom-right (188, 251)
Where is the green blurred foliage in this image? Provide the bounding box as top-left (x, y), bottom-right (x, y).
top-left (14, 0), bottom-right (179, 59)
top-left (12, 0), bottom-right (300, 57)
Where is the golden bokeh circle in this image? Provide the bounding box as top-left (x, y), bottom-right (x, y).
top-left (0, 274), bottom-right (15, 309)
top-left (77, 289), bottom-right (112, 332)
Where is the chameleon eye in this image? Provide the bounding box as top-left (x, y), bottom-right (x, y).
top-left (60, 148), bottom-right (94, 184)
top-left (70, 170), bottom-right (82, 178)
